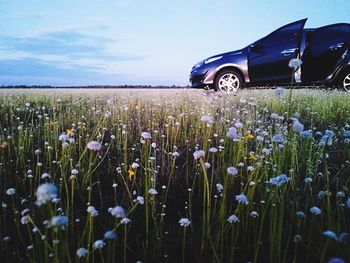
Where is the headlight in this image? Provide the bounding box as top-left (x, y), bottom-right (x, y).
top-left (205, 56), bottom-right (223, 64)
top-left (193, 60), bottom-right (204, 69)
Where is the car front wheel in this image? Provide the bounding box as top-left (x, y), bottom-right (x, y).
top-left (340, 69), bottom-right (350, 92)
top-left (214, 69), bottom-right (243, 94)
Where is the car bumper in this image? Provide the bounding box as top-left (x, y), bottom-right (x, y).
top-left (189, 68), bottom-right (212, 88)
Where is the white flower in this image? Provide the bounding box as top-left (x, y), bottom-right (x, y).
top-left (288, 58), bottom-right (303, 69)
top-left (6, 188), bottom-right (16, 196)
top-left (319, 130), bottom-right (334, 146)
top-left (201, 115), bottom-right (214, 124)
top-left (336, 191), bottom-right (345, 198)
top-left (275, 87), bottom-right (285, 96)
top-left (52, 198), bottom-right (60, 204)
top-left (227, 214), bottom-right (240, 223)
top-left (3, 236), bottom-right (11, 242)
top-left (271, 113), bottom-right (279, 119)
top-left (209, 147), bottom-right (218, 153)
top-left (269, 174), bottom-right (290, 186)
top-left (227, 127), bottom-right (239, 140)
top-left (323, 230), bottom-right (337, 240)
top-left (304, 177), bottom-right (313, 184)
top-left (71, 169), bottom-right (79, 175)
top-left (21, 215), bottom-right (30, 224)
top-left (131, 162), bottom-right (139, 169)
top-left (310, 206), bottom-right (322, 215)
top-left (110, 206), bottom-right (125, 218)
top-left (343, 130), bottom-right (350, 137)
top-left (250, 211), bottom-right (259, 218)
top-left (193, 150), bottom-right (205, 160)
top-left (35, 183), bottom-right (58, 206)
top-left (234, 122), bottom-right (243, 128)
top-left (296, 211), bottom-right (305, 218)
top-left (62, 142), bottom-right (69, 148)
top-left (235, 194), bottom-right (249, 205)
top-left (247, 166), bottom-right (254, 172)
top-left (104, 231), bottom-right (117, 240)
top-left (58, 133), bottom-right (69, 142)
top-left (179, 218), bottom-right (191, 227)
top-left (249, 181), bottom-right (256, 186)
top-left (93, 240), bottom-right (106, 250)
top-left (131, 162), bottom-right (139, 170)
top-left (240, 98), bottom-right (247, 104)
top-left (204, 162), bottom-right (211, 169)
top-left (87, 141), bottom-right (102, 151)
top-left (148, 188), bottom-right (158, 195)
top-left (51, 216), bottom-right (68, 229)
top-left (256, 135), bottom-right (264, 142)
top-left (135, 196), bottom-right (144, 205)
top-left (262, 148), bottom-right (271, 155)
top-left (151, 142), bottom-right (157, 148)
top-left (21, 208), bottom-right (30, 216)
top-left (272, 134), bottom-right (285, 143)
top-left (292, 120), bottom-right (304, 133)
top-left (87, 206), bottom-right (99, 217)
top-left (121, 217), bottom-right (131, 224)
top-left (227, 166), bottom-right (238, 176)
top-left (41, 172), bottom-right (51, 179)
top-left (216, 183), bottom-right (223, 193)
top-left (76, 248), bottom-right (88, 258)
top-left (300, 130), bottom-right (313, 139)
top-left (141, 132), bottom-right (152, 140)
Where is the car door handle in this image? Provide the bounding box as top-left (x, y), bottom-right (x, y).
top-left (281, 48), bottom-right (298, 56)
top-left (329, 43), bottom-right (344, 50)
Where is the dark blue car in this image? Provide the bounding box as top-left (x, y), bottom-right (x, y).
top-left (190, 19), bottom-right (350, 92)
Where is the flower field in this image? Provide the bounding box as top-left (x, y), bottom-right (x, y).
top-left (0, 88), bottom-right (349, 263)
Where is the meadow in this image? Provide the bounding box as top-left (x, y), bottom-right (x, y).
top-left (0, 88), bottom-right (349, 263)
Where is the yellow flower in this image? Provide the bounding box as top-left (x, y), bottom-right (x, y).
top-left (128, 169), bottom-right (136, 181)
top-left (249, 153), bottom-right (255, 160)
top-left (246, 132), bottom-right (254, 140)
top-left (66, 129), bottom-right (73, 136)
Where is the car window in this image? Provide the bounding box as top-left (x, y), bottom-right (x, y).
top-left (254, 21), bottom-right (304, 48)
top-left (310, 26), bottom-right (341, 44)
top-left (256, 30), bottom-right (299, 47)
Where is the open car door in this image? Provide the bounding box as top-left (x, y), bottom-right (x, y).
top-left (301, 24), bottom-right (350, 82)
top-left (248, 19), bottom-right (307, 84)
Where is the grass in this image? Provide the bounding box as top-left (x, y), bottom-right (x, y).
top-left (0, 88), bottom-right (349, 263)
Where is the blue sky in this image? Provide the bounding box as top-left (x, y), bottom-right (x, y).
top-left (0, 0), bottom-right (350, 86)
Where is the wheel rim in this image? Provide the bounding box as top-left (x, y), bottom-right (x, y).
top-left (218, 73), bottom-right (240, 93)
top-left (343, 73), bottom-right (350, 92)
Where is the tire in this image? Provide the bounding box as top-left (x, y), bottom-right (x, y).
top-left (214, 69), bottom-right (243, 93)
top-left (339, 69), bottom-right (350, 92)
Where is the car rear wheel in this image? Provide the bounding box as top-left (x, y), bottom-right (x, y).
top-left (214, 69), bottom-right (243, 94)
top-left (340, 69), bottom-right (350, 92)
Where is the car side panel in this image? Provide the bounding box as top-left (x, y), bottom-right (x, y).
top-left (202, 52), bottom-right (249, 85)
top-left (301, 24), bottom-right (350, 82)
top-left (248, 19), bottom-right (306, 84)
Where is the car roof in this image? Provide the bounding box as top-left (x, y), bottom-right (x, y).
top-left (305, 23), bottom-right (350, 31)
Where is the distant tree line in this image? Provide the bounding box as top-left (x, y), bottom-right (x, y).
top-left (0, 85), bottom-right (189, 89)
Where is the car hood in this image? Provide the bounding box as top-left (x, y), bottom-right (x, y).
top-left (206, 48), bottom-right (246, 60)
